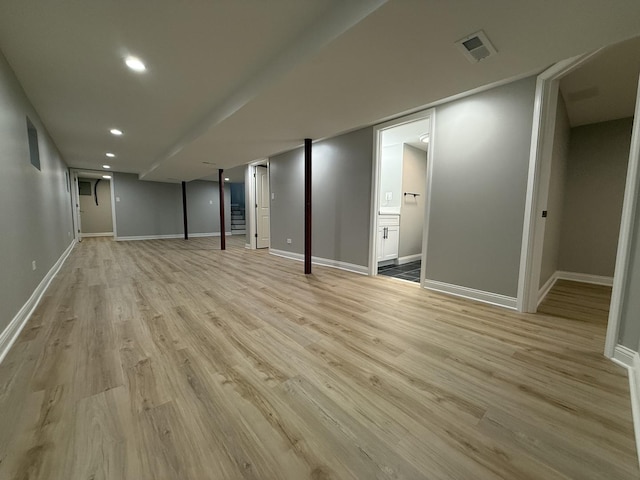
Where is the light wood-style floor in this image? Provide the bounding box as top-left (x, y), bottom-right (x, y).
top-left (0, 237), bottom-right (637, 479)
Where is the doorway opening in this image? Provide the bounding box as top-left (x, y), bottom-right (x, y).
top-left (245, 160), bottom-right (270, 249)
top-left (518, 35), bottom-right (640, 360)
top-left (70, 169), bottom-right (116, 241)
top-left (369, 110), bottom-right (434, 285)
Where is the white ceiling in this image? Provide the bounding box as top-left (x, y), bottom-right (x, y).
top-left (1, 1), bottom-right (640, 183)
top-left (560, 35), bottom-right (640, 127)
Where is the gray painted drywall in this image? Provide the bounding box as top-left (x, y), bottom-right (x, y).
top-left (79, 178), bottom-right (113, 234)
top-left (113, 174), bottom-right (231, 237)
top-left (399, 144), bottom-right (427, 258)
top-left (113, 173), bottom-right (182, 237)
top-left (425, 76), bottom-right (536, 298)
top-left (186, 180), bottom-right (231, 234)
top-left (0, 50), bottom-right (74, 333)
top-left (270, 127), bottom-right (373, 267)
top-left (539, 95), bottom-right (570, 288)
top-left (558, 118), bottom-right (632, 277)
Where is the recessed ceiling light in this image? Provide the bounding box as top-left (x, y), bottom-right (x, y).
top-left (125, 56), bottom-right (146, 72)
top-left (102, 175), bottom-right (112, 179)
top-left (419, 133), bottom-right (430, 143)
top-left (102, 164), bottom-right (111, 169)
top-left (105, 152), bottom-right (115, 158)
top-left (224, 177), bottom-right (230, 181)
top-left (110, 128), bottom-right (123, 136)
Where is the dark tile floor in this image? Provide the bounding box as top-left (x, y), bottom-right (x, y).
top-left (377, 260), bottom-right (421, 283)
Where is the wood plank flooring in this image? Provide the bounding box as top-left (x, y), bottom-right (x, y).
top-left (0, 237), bottom-right (636, 479)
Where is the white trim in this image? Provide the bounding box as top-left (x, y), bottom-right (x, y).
top-left (189, 232), bottom-right (232, 238)
top-left (613, 344), bottom-right (635, 369)
top-left (369, 108), bottom-right (435, 277)
top-left (396, 254), bottom-right (422, 265)
top-left (246, 159), bottom-right (268, 250)
top-left (606, 73), bottom-right (640, 359)
top-left (423, 279), bottom-right (517, 310)
top-left (116, 232), bottom-right (231, 241)
top-left (556, 271), bottom-right (613, 286)
top-left (0, 240), bottom-right (76, 365)
top-left (537, 271), bottom-right (559, 306)
top-left (610, 346), bottom-right (640, 470)
top-left (110, 173), bottom-right (118, 238)
top-left (245, 243), bottom-right (251, 249)
top-left (270, 249), bottom-right (368, 275)
top-left (116, 234), bottom-right (183, 241)
top-left (517, 51), bottom-right (604, 313)
top-left (231, 230), bottom-right (246, 235)
top-left (80, 232), bottom-right (113, 238)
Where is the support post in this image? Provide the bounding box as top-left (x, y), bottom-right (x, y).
top-left (182, 181), bottom-right (188, 240)
top-left (219, 169), bottom-right (226, 250)
top-left (305, 138), bottom-right (312, 274)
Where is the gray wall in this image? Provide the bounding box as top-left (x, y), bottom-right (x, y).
top-left (426, 76), bottom-right (537, 297)
top-left (113, 174), bottom-right (230, 238)
top-left (0, 50), bottom-right (74, 333)
top-left (270, 127), bottom-right (373, 267)
top-left (399, 144), bottom-right (427, 259)
top-left (558, 118), bottom-right (632, 277)
top-left (186, 180), bottom-right (231, 234)
top-left (539, 95), bottom-right (570, 287)
top-left (79, 178), bottom-right (113, 234)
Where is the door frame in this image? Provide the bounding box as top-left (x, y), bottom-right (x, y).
top-left (246, 159), bottom-right (269, 249)
top-left (516, 47), bottom-right (640, 360)
top-left (69, 168), bottom-right (117, 241)
top-left (368, 108), bottom-right (435, 287)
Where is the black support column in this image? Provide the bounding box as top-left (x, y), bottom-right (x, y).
top-left (304, 138), bottom-right (312, 274)
top-left (219, 169), bottom-right (226, 250)
top-left (181, 181), bottom-right (188, 240)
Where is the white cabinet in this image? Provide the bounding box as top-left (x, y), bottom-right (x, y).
top-left (377, 215), bottom-right (400, 262)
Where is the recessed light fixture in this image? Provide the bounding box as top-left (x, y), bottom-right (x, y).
top-left (105, 152), bottom-right (115, 158)
top-left (224, 177), bottom-right (230, 181)
top-left (110, 128), bottom-right (123, 136)
top-left (125, 56), bottom-right (146, 72)
top-left (102, 164), bottom-right (111, 169)
top-left (102, 175), bottom-right (112, 179)
top-left (419, 133), bottom-right (430, 144)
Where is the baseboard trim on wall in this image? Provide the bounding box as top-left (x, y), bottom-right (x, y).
top-left (537, 270), bottom-right (614, 306)
top-left (611, 345), bottom-right (640, 469)
top-left (80, 232), bottom-right (113, 238)
top-left (0, 240), bottom-right (76, 365)
top-left (245, 243), bottom-right (252, 249)
top-left (269, 249), bottom-right (368, 275)
top-left (116, 232), bottom-right (232, 241)
top-left (423, 279), bottom-right (517, 310)
top-left (395, 254), bottom-right (422, 265)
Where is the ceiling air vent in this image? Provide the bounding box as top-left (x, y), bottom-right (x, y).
top-left (456, 30), bottom-right (497, 64)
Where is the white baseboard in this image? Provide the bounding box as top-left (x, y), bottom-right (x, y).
top-left (80, 232), bottom-right (113, 238)
top-left (395, 254), bottom-right (422, 265)
top-left (269, 249), bottom-right (368, 275)
top-left (537, 270), bottom-right (614, 306)
top-left (423, 279), bottom-right (517, 310)
top-left (231, 230), bottom-right (246, 235)
top-left (0, 240), bottom-right (76, 365)
top-left (245, 243), bottom-right (252, 250)
top-left (116, 232), bottom-right (232, 241)
top-left (556, 270), bottom-right (613, 286)
top-left (611, 345), bottom-right (640, 469)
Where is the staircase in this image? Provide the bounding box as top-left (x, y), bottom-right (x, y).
top-left (231, 203), bottom-right (246, 235)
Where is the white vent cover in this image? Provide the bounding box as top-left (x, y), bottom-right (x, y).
top-left (456, 30), bottom-right (497, 64)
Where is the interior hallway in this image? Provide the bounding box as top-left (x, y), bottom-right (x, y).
top-left (0, 237), bottom-right (636, 479)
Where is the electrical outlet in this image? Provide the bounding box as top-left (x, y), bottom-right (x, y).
top-left (287, 238), bottom-right (292, 244)
top-left (116, 196), bottom-right (121, 202)
top-left (32, 260), bottom-right (36, 271)
top-left (68, 231), bottom-right (71, 237)
top-left (209, 200), bottom-right (213, 204)
top-left (272, 193), bottom-right (275, 200)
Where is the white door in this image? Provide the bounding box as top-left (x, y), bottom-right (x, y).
top-left (255, 165), bottom-right (270, 248)
top-left (71, 172), bottom-right (82, 241)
